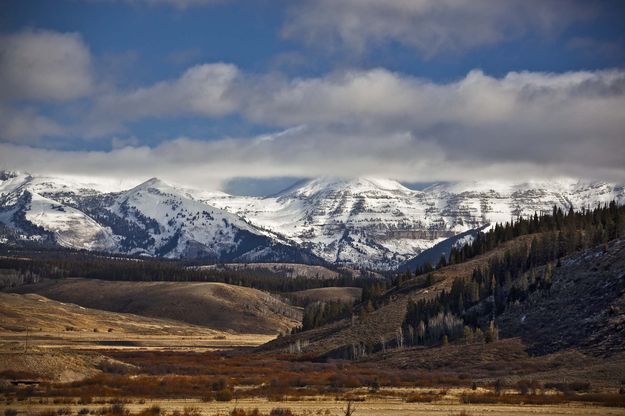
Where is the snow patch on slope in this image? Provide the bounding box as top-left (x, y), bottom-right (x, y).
top-left (26, 192), bottom-right (117, 251)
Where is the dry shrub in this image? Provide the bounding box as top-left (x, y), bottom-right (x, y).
top-left (545, 382), bottom-right (590, 393)
top-left (230, 409), bottom-right (261, 416)
top-left (460, 393), bottom-right (567, 405)
top-left (336, 394), bottom-right (365, 402)
top-left (515, 379), bottom-right (541, 395)
top-left (211, 378), bottom-right (228, 391)
top-left (267, 393), bottom-right (287, 402)
top-left (405, 392), bottom-right (438, 403)
top-left (570, 393), bottom-right (625, 407)
top-left (328, 374), bottom-right (364, 389)
top-left (98, 402), bottom-right (127, 415)
top-left (215, 388), bottom-right (233, 402)
top-left (97, 360), bottom-right (132, 375)
top-left (136, 405), bottom-right (161, 415)
top-left (0, 370), bottom-right (40, 380)
top-left (35, 411), bottom-right (56, 416)
top-left (78, 395), bottom-right (93, 405)
top-left (269, 409), bottom-right (294, 416)
top-left (181, 408), bottom-right (202, 416)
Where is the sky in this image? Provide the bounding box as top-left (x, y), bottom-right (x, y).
top-left (1, 0), bottom-right (625, 194)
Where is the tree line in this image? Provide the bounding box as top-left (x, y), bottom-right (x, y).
top-left (0, 249), bottom-right (378, 294)
top-left (403, 201), bottom-right (625, 346)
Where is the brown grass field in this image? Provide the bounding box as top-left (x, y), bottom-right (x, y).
top-left (2, 339), bottom-right (625, 415)
top-left (3, 397), bottom-right (625, 416)
top-left (11, 279), bottom-right (301, 334)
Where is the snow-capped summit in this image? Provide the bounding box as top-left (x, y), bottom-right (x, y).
top-left (206, 177), bottom-right (446, 268)
top-left (1, 171), bottom-right (624, 269)
top-left (0, 171), bottom-right (118, 251)
top-left (204, 176), bottom-right (625, 268)
top-left (0, 174), bottom-right (323, 263)
top-left (277, 177), bottom-right (414, 199)
top-left (131, 177), bottom-right (165, 190)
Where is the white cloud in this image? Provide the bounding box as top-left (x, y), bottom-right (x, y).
top-left (236, 68), bottom-right (625, 177)
top-left (95, 63), bottom-right (239, 121)
top-left (0, 29), bottom-right (93, 102)
top-left (282, 0), bottom-right (593, 57)
top-left (3, 64), bottom-right (624, 184)
top-left (0, 25), bottom-right (622, 183)
top-left (241, 68), bottom-right (625, 132)
top-left (1, 112), bottom-right (624, 190)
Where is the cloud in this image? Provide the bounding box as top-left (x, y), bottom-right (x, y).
top-left (0, 27), bottom-right (622, 183)
top-left (0, 106), bottom-right (66, 143)
top-left (282, 0), bottom-right (594, 57)
top-left (0, 128), bottom-right (444, 190)
top-left (1, 104), bottom-right (624, 190)
top-left (3, 63), bottom-right (624, 184)
top-left (0, 29), bottom-right (93, 102)
top-left (241, 68), bottom-right (625, 132)
top-left (95, 63), bottom-right (239, 121)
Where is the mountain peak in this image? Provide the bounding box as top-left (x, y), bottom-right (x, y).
top-left (280, 176), bottom-right (412, 198)
top-left (423, 178), bottom-right (596, 194)
top-left (132, 177), bottom-right (170, 191)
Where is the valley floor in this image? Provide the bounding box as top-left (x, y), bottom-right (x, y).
top-left (0, 330), bottom-right (273, 352)
top-left (3, 396), bottom-right (625, 416)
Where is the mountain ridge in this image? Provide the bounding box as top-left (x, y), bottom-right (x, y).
top-left (1, 170), bottom-right (624, 269)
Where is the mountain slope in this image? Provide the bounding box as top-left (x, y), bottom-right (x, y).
top-left (13, 278), bottom-right (302, 335)
top-left (2, 170), bottom-right (624, 269)
top-left (398, 225), bottom-right (487, 272)
top-left (0, 172), bottom-right (118, 250)
top-left (82, 177), bottom-right (317, 261)
top-left (204, 177), bottom-right (459, 268)
top-left (497, 237), bottom-right (625, 355)
top-left (0, 172), bottom-right (323, 263)
top-left (260, 235), bottom-right (625, 360)
top-left (203, 177), bottom-right (625, 269)
top-left (258, 234), bottom-right (536, 358)
top-left (0, 292), bottom-right (222, 336)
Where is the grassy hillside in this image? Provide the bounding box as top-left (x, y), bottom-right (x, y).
top-left (291, 287), bottom-right (362, 304)
top-left (0, 292), bottom-right (222, 336)
top-left (262, 232), bottom-right (625, 362)
top-left (12, 278), bottom-right (302, 335)
top-left (260, 234), bottom-right (538, 357)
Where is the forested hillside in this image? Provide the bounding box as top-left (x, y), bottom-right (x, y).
top-left (403, 202), bottom-right (625, 348)
top-left (0, 249), bottom-right (377, 293)
top-left (264, 201), bottom-right (625, 360)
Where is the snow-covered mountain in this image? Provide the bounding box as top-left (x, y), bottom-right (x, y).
top-left (201, 177), bottom-right (625, 268)
top-left (0, 171), bottom-right (322, 263)
top-left (0, 171), bottom-right (120, 250)
top-left (1, 171), bottom-right (624, 269)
